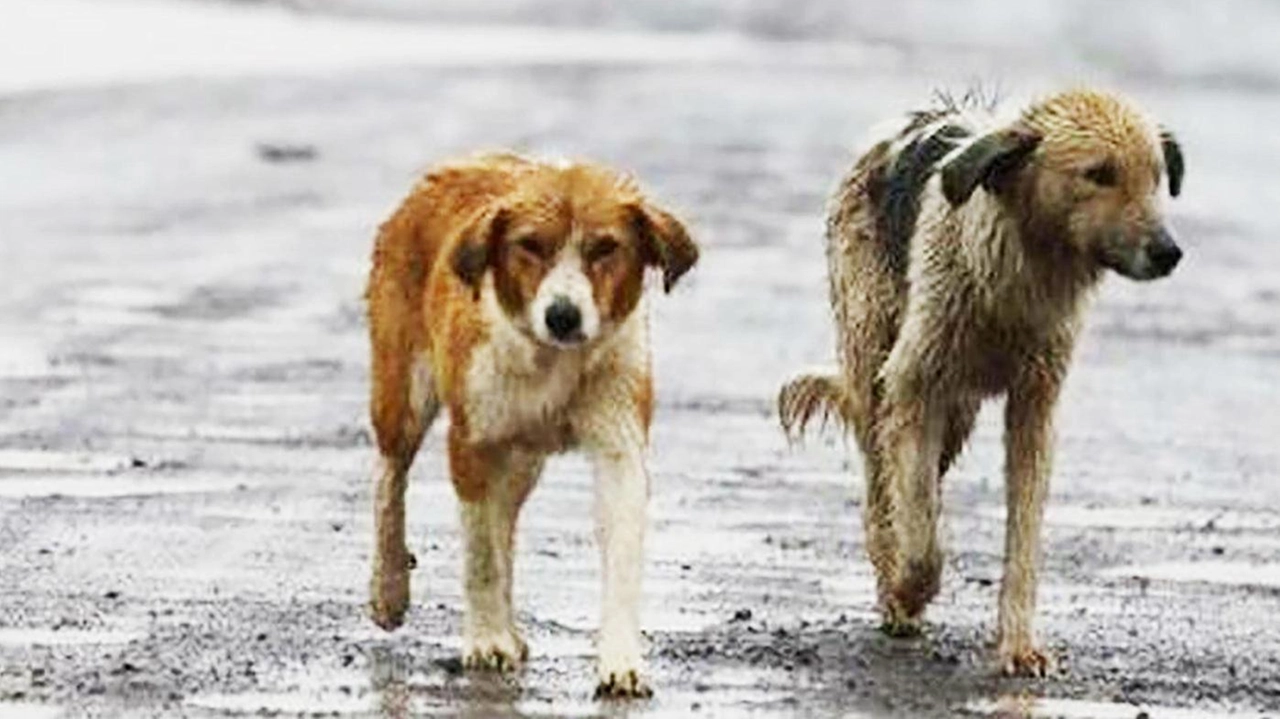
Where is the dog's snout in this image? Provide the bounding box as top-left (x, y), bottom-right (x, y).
top-left (1147, 227), bottom-right (1183, 276)
top-left (544, 297), bottom-right (583, 342)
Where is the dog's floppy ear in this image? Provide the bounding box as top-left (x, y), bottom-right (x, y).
top-left (1159, 128), bottom-right (1184, 198)
top-left (631, 202), bottom-right (699, 293)
top-left (940, 128), bottom-right (1041, 206)
top-left (451, 205), bottom-right (509, 296)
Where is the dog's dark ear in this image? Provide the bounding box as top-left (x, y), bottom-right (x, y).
top-left (631, 202), bottom-right (698, 293)
top-left (1159, 128), bottom-right (1184, 198)
top-left (940, 128), bottom-right (1041, 206)
top-left (451, 205), bottom-right (509, 296)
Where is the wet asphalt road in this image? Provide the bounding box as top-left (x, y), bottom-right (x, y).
top-left (2, 4), bottom-right (1280, 718)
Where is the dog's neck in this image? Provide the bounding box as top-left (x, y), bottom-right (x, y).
top-left (952, 190), bottom-right (1103, 326)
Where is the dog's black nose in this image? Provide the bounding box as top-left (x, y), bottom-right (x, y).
top-left (1147, 229), bottom-right (1183, 276)
top-left (544, 298), bottom-right (583, 342)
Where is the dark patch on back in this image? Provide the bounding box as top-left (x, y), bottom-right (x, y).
top-left (872, 124), bottom-right (970, 276)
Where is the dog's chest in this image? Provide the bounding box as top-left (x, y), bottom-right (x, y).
top-left (463, 342), bottom-right (583, 447)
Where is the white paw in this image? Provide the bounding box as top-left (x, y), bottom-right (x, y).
top-left (462, 626), bottom-right (528, 673)
top-left (595, 638), bottom-right (651, 699)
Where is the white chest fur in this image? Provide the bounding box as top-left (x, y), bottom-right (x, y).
top-left (461, 284), bottom-right (648, 447)
top-left (464, 343), bottom-right (582, 445)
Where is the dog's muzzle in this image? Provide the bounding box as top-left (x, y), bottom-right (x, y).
top-left (544, 296), bottom-right (585, 344)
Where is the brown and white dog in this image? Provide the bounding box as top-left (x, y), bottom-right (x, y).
top-left (779, 89), bottom-right (1185, 675)
top-left (365, 152), bottom-right (697, 697)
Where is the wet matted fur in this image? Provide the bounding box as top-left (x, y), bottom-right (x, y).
top-left (779, 88), bottom-right (1185, 676)
top-left (365, 152), bottom-right (698, 697)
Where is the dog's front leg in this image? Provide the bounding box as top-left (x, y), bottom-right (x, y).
top-left (579, 404), bottom-right (652, 699)
top-left (450, 430), bottom-right (541, 672)
top-left (998, 368), bottom-right (1062, 677)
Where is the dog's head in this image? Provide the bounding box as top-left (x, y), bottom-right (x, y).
top-left (940, 89), bottom-right (1185, 281)
top-left (450, 161), bottom-right (698, 348)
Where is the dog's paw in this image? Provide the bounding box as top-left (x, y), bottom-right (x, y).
top-left (879, 616), bottom-right (923, 638)
top-left (594, 669), bottom-right (653, 700)
top-left (998, 643), bottom-right (1054, 678)
top-left (595, 639), bottom-right (651, 700)
top-left (889, 555), bottom-right (942, 617)
top-left (878, 600), bottom-right (923, 638)
top-left (368, 565), bottom-right (410, 631)
top-left (463, 627), bottom-right (528, 673)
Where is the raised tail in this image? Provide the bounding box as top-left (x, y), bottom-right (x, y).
top-left (777, 372), bottom-right (851, 443)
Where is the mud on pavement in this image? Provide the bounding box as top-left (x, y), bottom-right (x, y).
top-left (2, 3), bottom-right (1280, 718)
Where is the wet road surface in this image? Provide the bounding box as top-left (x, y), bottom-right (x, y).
top-left (1, 3), bottom-right (1279, 717)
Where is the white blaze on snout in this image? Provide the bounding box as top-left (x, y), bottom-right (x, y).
top-left (530, 250), bottom-right (600, 346)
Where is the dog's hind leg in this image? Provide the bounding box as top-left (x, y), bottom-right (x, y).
top-left (860, 431), bottom-right (910, 635)
top-left (868, 393), bottom-right (977, 635)
top-left (879, 395), bottom-right (947, 628)
top-left (997, 366), bottom-right (1062, 677)
top-left (366, 217), bottom-right (439, 631)
top-left (368, 350), bottom-right (439, 631)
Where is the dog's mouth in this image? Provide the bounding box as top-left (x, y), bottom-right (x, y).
top-left (1100, 248), bottom-right (1179, 282)
top-left (521, 321), bottom-right (591, 351)
top-left (1096, 227), bottom-right (1182, 282)
top-left (544, 331), bottom-right (588, 348)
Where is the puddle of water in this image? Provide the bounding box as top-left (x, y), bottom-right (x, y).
top-left (189, 502), bottom-right (326, 524)
top-left (352, 632), bottom-right (592, 660)
top-left (977, 505), bottom-right (1280, 532)
top-left (0, 628), bottom-right (144, 647)
top-left (1102, 561), bottom-right (1280, 588)
top-left (44, 286), bottom-right (174, 327)
top-left (45, 305), bottom-right (147, 327)
top-left (530, 603), bottom-right (718, 636)
top-left (0, 449), bottom-right (129, 473)
top-left (0, 338), bottom-right (58, 378)
top-left (0, 704), bottom-right (62, 719)
top-left (654, 679), bottom-right (841, 718)
top-left (186, 691), bottom-right (374, 715)
top-left (0, 474), bottom-right (257, 498)
top-left (201, 660), bottom-right (812, 719)
top-left (77, 285), bottom-right (172, 308)
top-left (647, 603), bottom-right (722, 634)
top-left (129, 422), bottom-right (310, 444)
top-left (820, 571), bottom-right (881, 603)
top-left (966, 697), bottom-right (1268, 718)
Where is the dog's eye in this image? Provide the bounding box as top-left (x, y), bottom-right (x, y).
top-left (586, 238), bottom-right (620, 263)
top-left (515, 236), bottom-right (545, 259)
top-left (1083, 162), bottom-right (1118, 187)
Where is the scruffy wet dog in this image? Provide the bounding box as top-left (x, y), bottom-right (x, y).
top-left (779, 89), bottom-right (1185, 675)
top-left (366, 152), bottom-right (697, 697)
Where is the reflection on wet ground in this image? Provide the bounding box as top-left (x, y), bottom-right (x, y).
top-left (967, 696), bottom-right (1275, 719)
top-left (1, 2), bottom-right (1279, 717)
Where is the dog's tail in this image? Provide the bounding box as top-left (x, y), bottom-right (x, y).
top-left (778, 372), bottom-right (851, 443)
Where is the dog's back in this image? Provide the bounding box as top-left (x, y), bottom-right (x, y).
top-left (782, 99), bottom-right (982, 445)
top-left (365, 153), bottom-right (532, 459)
